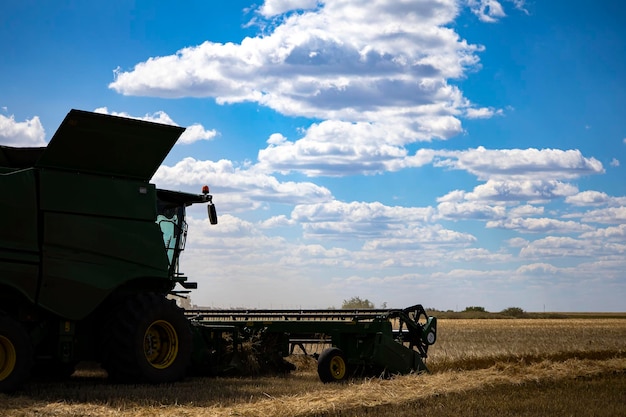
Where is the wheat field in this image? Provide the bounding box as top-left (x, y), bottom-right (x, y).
top-left (1, 318), bottom-right (625, 417)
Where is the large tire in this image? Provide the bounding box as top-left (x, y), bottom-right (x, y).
top-left (101, 293), bottom-right (192, 384)
top-left (0, 315), bottom-right (33, 393)
top-left (317, 347), bottom-right (348, 383)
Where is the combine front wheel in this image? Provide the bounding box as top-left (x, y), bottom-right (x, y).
top-left (0, 315), bottom-right (33, 393)
top-left (317, 347), bottom-right (348, 383)
top-left (102, 293), bottom-right (191, 383)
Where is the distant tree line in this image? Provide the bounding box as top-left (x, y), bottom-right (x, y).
top-left (341, 296), bottom-right (385, 309)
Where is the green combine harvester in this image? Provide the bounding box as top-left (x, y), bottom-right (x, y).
top-left (0, 110), bottom-right (436, 392)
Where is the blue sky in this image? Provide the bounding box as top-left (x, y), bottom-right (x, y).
top-left (2, 0), bottom-right (625, 311)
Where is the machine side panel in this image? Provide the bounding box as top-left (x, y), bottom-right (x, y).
top-left (0, 169), bottom-right (40, 302)
top-left (39, 212), bottom-right (170, 320)
top-left (39, 170), bottom-right (157, 221)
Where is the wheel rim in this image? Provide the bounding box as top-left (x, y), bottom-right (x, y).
top-left (143, 320), bottom-right (179, 369)
top-left (329, 355), bottom-right (346, 380)
top-left (0, 335), bottom-right (17, 381)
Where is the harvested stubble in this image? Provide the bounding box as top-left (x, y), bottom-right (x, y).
top-left (1, 318), bottom-right (625, 417)
top-left (427, 318), bottom-right (626, 371)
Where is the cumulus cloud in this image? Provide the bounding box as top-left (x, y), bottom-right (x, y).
top-left (517, 263), bottom-right (558, 274)
top-left (507, 237), bottom-right (529, 247)
top-left (257, 121), bottom-right (439, 176)
top-left (362, 225), bottom-right (477, 250)
top-left (108, 1), bottom-right (521, 175)
top-left (520, 236), bottom-right (590, 258)
top-left (465, 106), bottom-right (503, 119)
top-left (434, 147), bottom-right (604, 181)
top-left (565, 191), bottom-right (610, 206)
top-left (291, 200), bottom-right (438, 239)
top-left (437, 200), bottom-right (506, 220)
top-left (467, 0), bottom-right (506, 23)
top-left (178, 123), bottom-right (219, 144)
top-left (153, 157), bottom-right (333, 211)
top-left (258, 0), bottom-right (319, 17)
top-left (520, 235), bottom-right (625, 259)
top-left (579, 206), bottom-right (626, 224)
top-left (94, 107), bottom-right (217, 144)
top-left (0, 113), bottom-right (46, 146)
top-left (486, 217), bottom-right (593, 234)
top-left (580, 224), bottom-right (626, 241)
top-left (292, 200), bottom-right (433, 223)
top-left (445, 179), bottom-right (579, 204)
top-left (508, 204), bottom-right (544, 217)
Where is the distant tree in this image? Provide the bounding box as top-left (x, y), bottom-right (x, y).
top-left (501, 307), bottom-right (526, 317)
top-left (342, 296), bottom-right (375, 309)
top-left (463, 306), bottom-right (487, 313)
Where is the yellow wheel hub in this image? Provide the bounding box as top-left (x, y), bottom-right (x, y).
top-left (329, 355), bottom-right (346, 380)
top-left (143, 320), bottom-right (179, 369)
top-left (0, 335), bottom-right (17, 381)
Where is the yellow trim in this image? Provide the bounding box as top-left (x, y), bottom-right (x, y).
top-left (0, 335), bottom-right (17, 381)
top-left (143, 320), bottom-right (179, 369)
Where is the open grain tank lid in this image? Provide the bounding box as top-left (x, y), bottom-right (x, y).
top-left (36, 109), bottom-right (185, 181)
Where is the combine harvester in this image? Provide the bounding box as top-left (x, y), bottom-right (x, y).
top-left (0, 110), bottom-right (436, 392)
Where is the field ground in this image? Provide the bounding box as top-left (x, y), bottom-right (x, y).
top-left (1, 318), bottom-right (625, 416)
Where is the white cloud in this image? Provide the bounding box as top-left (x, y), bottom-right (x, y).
top-left (465, 106), bottom-right (503, 119)
top-left (292, 200), bottom-right (435, 237)
top-left (520, 235), bottom-right (626, 259)
top-left (436, 181), bottom-right (613, 234)
top-left (258, 0), bottom-right (319, 17)
top-left (257, 121), bottom-right (439, 176)
top-left (580, 224), bottom-right (626, 241)
top-left (486, 217), bottom-right (593, 234)
top-left (434, 147), bottom-right (604, 181)
top-left (517, 263), bottom-right (558, 275)
top-left (465, 179), bottom-right (578, 203)
top-left (108, 1), bottom-right (508, 175)
top-left (565, 190), bottom-right (610, 206)
top-left (259, 214), bottom-right (294, 228)
top-left (188, 214), bottom-right (262, 241)
top-left (508, 0), bottom-right (529, 14)
top-left (565, 191), bottom-right (626, 209)
top-left (437, 200), bottom-right (506, 220)
top-left (508, 204), bottom-right (544, 217)
top-left (520, 236), bottom-right (590, 258)
top-left (153, 157), bottom-right (333, 211)
top-left (0, 113), bottom-right (46, 146)
top-left (579, 206), bottom-right (626, 224)
top-left (178, 123), bottom-right (218, 144)
top-left (362, 225), bottom-right (477, 250)
top-left (610, 158), bottom-right (619, 167)
top-left (292, 200), bottom-right (434, 224)
top-left (436, 180), bottom-right (575, 221)
top-left (467, 0), bottom-right (506, 23)
top-left (507, 237), bottom-right (528, 247)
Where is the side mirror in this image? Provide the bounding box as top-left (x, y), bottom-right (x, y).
top-left (208, 203), bottom-right (218, 225)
